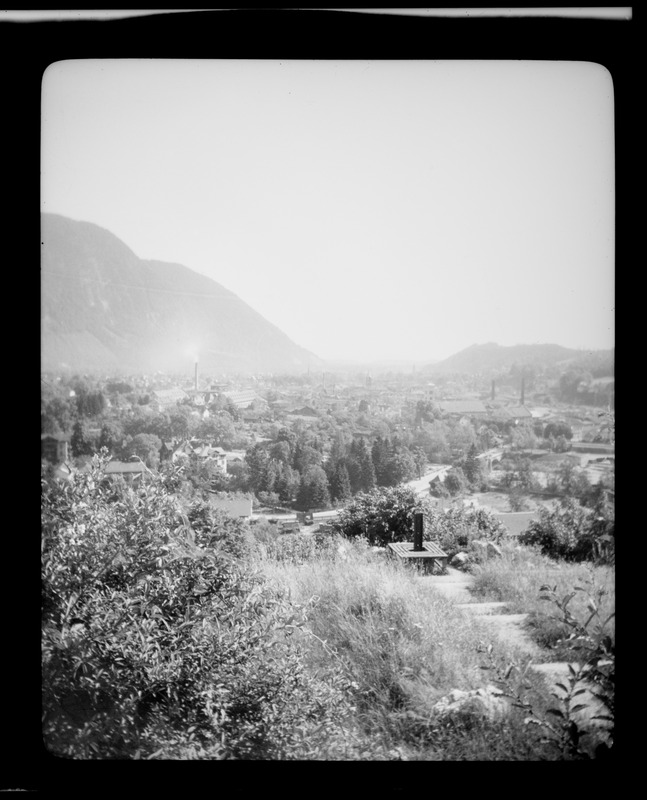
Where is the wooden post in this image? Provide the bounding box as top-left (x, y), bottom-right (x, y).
top-left (413, 512), bottom-right (424, 552)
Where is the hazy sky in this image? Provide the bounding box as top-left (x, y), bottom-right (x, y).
top-left (41, 58), bottom-right (615, 364)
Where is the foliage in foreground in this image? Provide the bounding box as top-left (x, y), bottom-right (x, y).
top-left (481, 578), bottom-right (614, 760)
top-left (519, 495), bottom-right (614, 564)
top-left (41, 453), bottom-right (376, 760)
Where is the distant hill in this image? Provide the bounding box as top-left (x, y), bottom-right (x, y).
top-left (424, 342), bottom-right (613, 377)
top-left (41, 213), bottom-right (323, 374)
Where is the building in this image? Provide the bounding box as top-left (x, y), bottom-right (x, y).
top-left (504, 405), bottom-right (534, 423)
top-left (172, 439), bottom-right (228, 473)
top-left (103, 460), bottom-right (151, 483)
top-left (159, 440), bottom-right (177, 462)
top-left (287, 405), bottom-right (319, 419)
top-left (222, 389), bottom-right (258, 409)
top-left (41, 433), bottom-right (70, 464)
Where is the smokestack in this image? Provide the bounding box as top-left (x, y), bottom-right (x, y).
top-left (520, 376), bottom-right (525, 406)
top-left (194, 361), bottom-right (199, 393)
top-left (413, 512), bottom-right (424, 552)
top-left (491, 380), bottom-right (495, 400)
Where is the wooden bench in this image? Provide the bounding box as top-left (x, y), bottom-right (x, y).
top-left (387, 540), bottom-right (449, 574)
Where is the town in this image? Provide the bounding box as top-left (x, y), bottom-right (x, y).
top-left (41, 360), bottom-right (614, 539)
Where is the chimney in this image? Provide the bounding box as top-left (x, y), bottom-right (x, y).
top-left (491, 380), bottom-right (495, 400)
top-left (194, 361), bottom-right (199, 393)
top-left (413, 511), bottom-right (424, 552)
top-left (520, 376), bottom-right (525, 406)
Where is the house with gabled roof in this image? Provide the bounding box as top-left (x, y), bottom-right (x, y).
top-left (222, 389), bottom-right (257, 409)
top-left (102, 459), bottom-right (151, 483)
top-left (172, 439), bottom-right (228, 473)
top-left (159, 440), bottom-right (177, 462)
top-left (287, 406), bottom-right (319, 423)
top-left (504, 405), bottom-right (533, 422)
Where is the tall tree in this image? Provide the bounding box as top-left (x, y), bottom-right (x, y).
top-left (273, 462), bottom-right (301, 503)
top-left (463, 443), bottom-right (482, 486)
top-left (99, 420), bottom-right (125, 456)
top-left (329, 461), bottom-right (351, 503)
top-left (70, 420), bottom-right (94, 458)
top-left (382, 447), bottom-right (416, 487)
top-left (123, 433), bottom-right (162, 469)
top-left (75, 389), bottom-right (106, 418)
top-left (371, 436), bottom-right (391, 486)
top-left (292, 441), bottom-right (322, 474)
top-left (349, 438), bottom-right (375, 493)
top-left (245, 443), bottom-right (272, 495)
top-left (296, 465), bottom-right (331, 511)
top-left (42, 394), bottom-right (76, 435)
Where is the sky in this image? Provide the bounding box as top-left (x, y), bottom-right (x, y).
top-left (41, 57), bottom-right (615, 365)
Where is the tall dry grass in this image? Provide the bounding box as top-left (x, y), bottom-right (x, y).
top-left (247, 531), bottom-right (615, 758)
top-left (253, 535), bottom-right (553, 757)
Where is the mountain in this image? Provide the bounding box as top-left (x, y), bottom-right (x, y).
top-left (41, 213), bottom-right (323, 375)
top-left (424, 342), bottom-right (613, 376)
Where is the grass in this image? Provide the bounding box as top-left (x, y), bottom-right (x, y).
top-left (468, 540), bottom-right (615, 660)
top-left (251, 534), bottom-right (572, 759)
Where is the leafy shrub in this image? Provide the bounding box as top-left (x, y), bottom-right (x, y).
top-left (186, 498), bottom-right (258, 560)
top-left (481, 576), bottom-right (614, 759)
top-left (256, 491), bottom-right (280, 508)
top-left (41, 453), bottom-right (358, 759)
top-left (444, 467), bottom-right (469, 496)
top-left (508, 488), bottom-right (531, 512)
top-left (331, 486), bottom-right (419, 546)
top-left (519, 497), bottom-right (614, 563)
top-left (424, 505), bottom-right (507, 561)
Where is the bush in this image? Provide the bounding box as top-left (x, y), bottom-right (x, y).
top-left (481, 575), bottom-right (614, 759)
top-left (332, 486), bottom-right (420, 546)
top-left (256, 491), bottom-right (280, 508)
top-left (185, 498), bottom-right (258, 560)
top-left (444, 467), bottom-right (469, 496)
top-left (519, 498), bottom-right (614, 563)
top-left (424, 505), bottom-right (507, 561)
top-left (41, 453), bottom-right (359, 759)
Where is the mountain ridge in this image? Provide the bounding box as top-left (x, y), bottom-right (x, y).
top-left (423, 341), bottom-right (614, 377)
top-left (41, 213), bottom-right (324, 375)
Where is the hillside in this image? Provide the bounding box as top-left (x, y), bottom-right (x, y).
top-left (41, 213), bottom-right (323, 374)
top-left (425, 342), bottom-right (613, 377)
